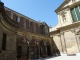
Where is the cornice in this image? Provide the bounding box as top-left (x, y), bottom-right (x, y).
top-left (4, 7), bottom-right (47, 26)
top-left (55, 0), bottom-right (70, 13)
top-left (0, 2), bottom-right (19, 28)
top-left (57, 21), bottom-right (80, 30)
top-left (18, 28), bottom-right (51, 39)
top-left (55, 0), bottom-right (80, 13)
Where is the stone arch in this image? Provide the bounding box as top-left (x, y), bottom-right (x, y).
top-left (17, 36), bottom-right (29, 45)
top-left (18, 36), bottom-right (24, 44)
top-left (17, 35), bottom-right (30, 59)
top-left (39, 40), bottom-right (46, 57)
top-left (39, 40), bottom-right (44, 46)
top-left (29, 37), bottom-right (36, 45)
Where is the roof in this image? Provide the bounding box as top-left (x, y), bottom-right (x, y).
top-left (4, 6), bottom-right (48, 26)
top-left (55, 0), bottom-right (70, 13)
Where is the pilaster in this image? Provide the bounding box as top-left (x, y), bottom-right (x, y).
top-left (70, 29), bottom-right (80, 52)
top-left (60, 32), bottom-right (67, 54)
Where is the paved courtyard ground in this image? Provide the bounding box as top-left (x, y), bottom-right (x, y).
top-left (46, 55), bottom-right (80, 60)
top-left (37, 53), bottom-right (80, 60)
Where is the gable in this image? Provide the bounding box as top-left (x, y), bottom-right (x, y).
top-left (55, 0), bottom-right (80, 13)
top-left (63, 0), bottom-right (72, 8)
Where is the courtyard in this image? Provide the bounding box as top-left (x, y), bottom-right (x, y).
top-left (38, 53), bottom-right (80, 60)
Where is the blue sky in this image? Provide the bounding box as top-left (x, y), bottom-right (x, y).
top-left (2, 0), bottom-right (64, 27)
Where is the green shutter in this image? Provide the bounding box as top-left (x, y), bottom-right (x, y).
top-left (71, 8), bottom-right (77, 22)
top-left (75, 6), bottom-right (80, 21)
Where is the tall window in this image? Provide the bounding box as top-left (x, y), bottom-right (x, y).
top-left (28, 21), bottom-right (32, 26)
top-left (2, 33), bottom-right (7, 51)
top-left (62, 15), bottom-right (66, 22)
top-left (71, 6), bottom-right (80, 22)
top-left (16, 16), bottom-right (20, 22)
top-left (40, 46), bottom-right (46, 54)
top-left (30, 47), bottom-right (34, 54)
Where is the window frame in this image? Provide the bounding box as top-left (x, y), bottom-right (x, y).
top-left (71, 6), bottom-right (80, 22)
top-left (16, 16), bottom-right (20, 22)
top-left (28, 21), bottom-right (32, 26)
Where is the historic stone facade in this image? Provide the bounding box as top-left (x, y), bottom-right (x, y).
top-left (50, 0), bottom-right (80, 55)
top-left (0, 2), bottom-right (58, 60)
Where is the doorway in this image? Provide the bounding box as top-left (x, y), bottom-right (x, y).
top-left (17, 46), bottom-right (22, 58)
top-left (47, 45), bottom-right (52, 57)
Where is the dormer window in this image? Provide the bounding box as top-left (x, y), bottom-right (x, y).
top-left (16, 16), bottom-right (20, 22)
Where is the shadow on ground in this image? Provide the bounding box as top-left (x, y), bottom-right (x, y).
top-left (30, 56), bottom-right (60, 60)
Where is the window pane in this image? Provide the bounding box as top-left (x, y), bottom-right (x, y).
top-left (75, 6), bottom-right (80, 21)
top-left (17, 17), bottom-right (20, 22)
top-left (2, 33), bottom-right (7, 51)
top-left (71, 8), bottom-right (77, 22)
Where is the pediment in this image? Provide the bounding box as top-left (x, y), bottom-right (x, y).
top-left (63, 0), bottom-right (73, 8)
top-left (55, 0), bottom-right (76, 13)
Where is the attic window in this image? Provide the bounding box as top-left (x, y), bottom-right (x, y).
top-left (72, 0), bottom-right (76, 3)
top-left (29, 21), bottom-right (32, 26)
top-left (16, 16), bottom-right (20, 22)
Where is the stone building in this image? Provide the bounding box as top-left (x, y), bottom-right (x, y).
top-left (0, 2), bottom-right (57, 60)
top-left (50, 0), bottom-right (80, 55)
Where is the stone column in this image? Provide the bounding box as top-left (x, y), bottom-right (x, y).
top-left (37, 43), bottom-right (39, 59)
top-left (60, 32), bottom-right (67, 54)
top-left (27, 41), bottom-right (29, 59)
top-left (59, 34), bottom-right (63, 53)
top-left (71, 29), bottom-right (80, 52)
top-left (44, 43), bottom-right (48, 57)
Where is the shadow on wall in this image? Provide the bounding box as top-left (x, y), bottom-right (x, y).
top-left (52, 40), bottom-right (61, 56)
